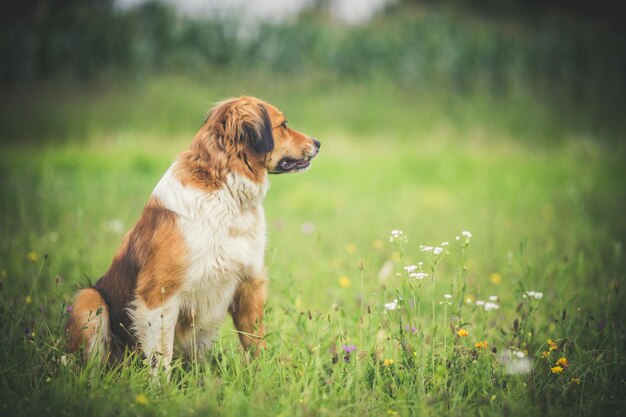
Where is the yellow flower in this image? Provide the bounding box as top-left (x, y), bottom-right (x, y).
top-left (387, 411), bottom-right (399, 416)
top-left (551, 366), bottom-right (564, 374)
top-left (490, 272), bottom-right (502, 285)
top-left (338, 276), bottom-right (351, 288)
top-left (475, 341), bottom-right (488, 349)
top-left (556, 357), bottom-right (568, 368)
top-left (345, 243), bottom-right (357, 254)
top-left (135, 394), bottom-right (149, 405)
top-left (383, 359), bottom-right (395, 367)
top-left (457, 329), bottom-right (469, 337)
top-left (27, 251), bottom-right (38, 262)
top-left (541, 351), bottom-right (551, 359)
top-left (571, 377), bottom-right (581, 385)
top-left (547, 339), bottom-right (558, 351)
top-left (25, 295), bottom-right (32, 305)
top-left (372, 239), bottom-right (384, 249)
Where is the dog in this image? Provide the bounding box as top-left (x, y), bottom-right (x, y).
top-left (66, 96), bottom-right (320, 370)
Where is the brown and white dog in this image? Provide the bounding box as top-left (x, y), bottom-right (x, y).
top-left (66, 96), bottom-right (320, 370)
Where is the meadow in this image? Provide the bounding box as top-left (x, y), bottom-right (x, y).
top-left (0, 72), bottom-right (625, 416)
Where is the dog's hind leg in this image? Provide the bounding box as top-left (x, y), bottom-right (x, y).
top-left (229, 276), bottom-right (267, 355)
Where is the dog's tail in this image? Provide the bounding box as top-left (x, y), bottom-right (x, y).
top-left (66, 288), bottom-right (110, 362)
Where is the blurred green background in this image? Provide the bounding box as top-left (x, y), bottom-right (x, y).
top-left (0, 1), bottom-right (625, 415)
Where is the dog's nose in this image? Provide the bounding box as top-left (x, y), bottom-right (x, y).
top-left (312, 138), bottom-right (321, 150)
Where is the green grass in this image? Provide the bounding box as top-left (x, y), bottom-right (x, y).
top-left (1, 73), bottom-right (625, 416)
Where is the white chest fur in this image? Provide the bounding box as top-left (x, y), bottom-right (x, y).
top-left (152, 164), bottom-right (268, 325)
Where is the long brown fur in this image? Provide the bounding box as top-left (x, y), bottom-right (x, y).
top-left (66, 96), bottom-right (319, 364)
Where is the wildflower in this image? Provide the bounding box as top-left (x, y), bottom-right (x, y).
top-left (345, 243), bottom-right (357, 254)
top-left (489, 295), bottom-right (498, 301)
top-left (484, 302), bottom-right (500, 311)
top-left (25, 295), bottom-right (32, 305)
top-left (541, 351), bottom-right (551, 359)
top-left (490, 273), bottom-right (502, 285)
top-left (547, 339), bottom-right (558, 351)
top-left (338, 276), bottom-right (351, 288)
top-left (475, 300), bottom-right (485, 306)
top-left (410, 272), bottom-right (428, 280)
top-left (475, 341), bottom-right (488, 349)
top-left (342, 344), bottom-right (357, 361)
top-left (462, 231), bottom-right (472, 238)
top-left (441, 242), bottom-right (449, 246)
top-left (501, 349), bottom-right (532, 375)
top-left (66, 305), bottom-right (73, 313)
top-left (383, 358), bottom-right (395, 367)
top-left (465, 294), bottom-right (476, 304)
top-left (444, 294), bottom-right (452, 299)
top-left (135, 394), bottom-right (149, 405)
top-left (419, 245), bottom-right (434, 253)
top-left (27, 251), bottom-right (38, 262)
top-left (404, 265), bottom-right (418, 273)
top-left (384, 300), bottom-right (398, 311)
top-left (457, 329), bottom-right (469, 337)
top-left (571, 377), bottom-right (581, 385)
top-left (404, 325), bottom-right (417, 333)
top-left (387, 410), bottom-right (399, 416)
top-left (524, 291), bottom-right (544, 300)
top-left (389, 230), bottom-right (407, 245)
top-left (556, 357), bottom-right (568, 368)
top-left (433, 247), bottom-right (443, 255)
top-left (551, 366), bottom-right (564, 374)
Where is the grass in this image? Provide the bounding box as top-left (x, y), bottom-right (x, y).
top-left (0, 73), bottom-right (625, 416)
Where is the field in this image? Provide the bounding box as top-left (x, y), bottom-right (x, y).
top-left (1, 72), bottom-right (625, 416)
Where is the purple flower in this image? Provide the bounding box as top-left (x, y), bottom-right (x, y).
top-left (404, 325), bottom-right (418, 333)
top-left (66, 305), bottom-right (73, 313)
top-left (341, 344), bottom-right (357, 354)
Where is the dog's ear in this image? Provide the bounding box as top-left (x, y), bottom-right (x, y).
top-left (245, 104), bottom-right (274, 154)
top-left (208, 99), bottom-right (274, 154)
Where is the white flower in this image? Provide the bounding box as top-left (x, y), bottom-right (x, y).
top-left (484, 302), bottom-right (500, 311)
top-left (419, 245), bottom-right (434, 253)
top-left (417, 262), bottom-right (423, 267)
top-left (525, 290), bottom-right (543, 300)
top-left (462, 231), bottom-right (472, 238)
top-left (404, 265), bottom-right (418, 273)
top-left (384, 299), bottom-right (399, 311)
top-left (441, 242), bottom-right (449, 246)
top-left (410, 272), bottom-right (428, 280)
top-left (444, 294), bottom-right (452, 299)
top-left (501, 349), bottom-right (532, 375)
top-left (456, 236), bottom-right (460, 241)
top-left (475, 300), bottom-right (485, 306)
top-left (433, 247), bottom-right (443, 255)
top-left (489, 295), bottom-right (498, 301)
top-left (389, 230), bottom-right (407, 244)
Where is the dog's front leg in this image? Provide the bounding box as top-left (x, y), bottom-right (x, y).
top-left (229, 276), bottom-right (267, 355)
top-left (132, 295), bottom-right (180, 376)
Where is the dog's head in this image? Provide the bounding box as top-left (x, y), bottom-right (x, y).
top-left (204, 96), bottom-right (320, 176)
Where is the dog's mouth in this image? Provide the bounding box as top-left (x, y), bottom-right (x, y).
top-left (272, 156), bottom-right (314, 174)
